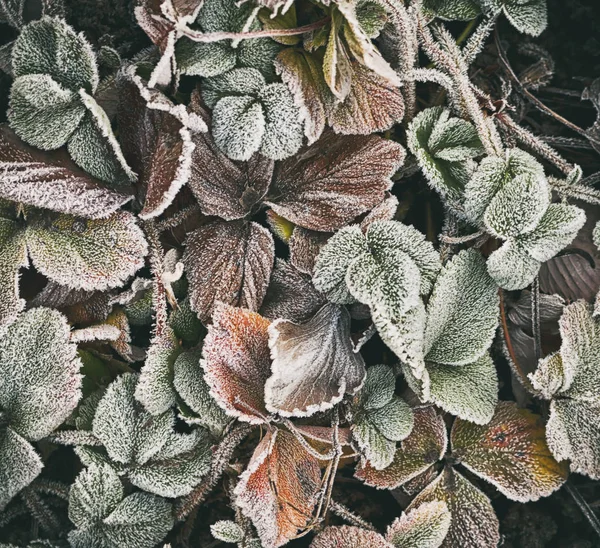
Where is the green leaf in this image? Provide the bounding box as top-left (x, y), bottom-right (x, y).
top-left (25, 209), bottom-right (147, 291)
top-left (451, 401), bottom-right (568, 502)
top-left (201, 66), bottom-right (266, 109)
top-left (9, 74), bottom-right (85, 150)
top-left (12, 17), bottom-right (99, 93)
top-left (176, 40), bottom-right (236, 77)
top-left (421, 0), bottom-right (481, 20)
top-left (481, 0), bottom-right (547, 36)
top-left (424, 249), bottom-right (499, 366)
top-left (360, 364), bottom-right (396, 411)
top-left (0, 218), bottom-right (27, 335)
top-left (385, 501), bottom-right (451, 548)
top-left (486, 239), bottom-right (541, 291)
top-left (211, 520), bottom-right (245, 543)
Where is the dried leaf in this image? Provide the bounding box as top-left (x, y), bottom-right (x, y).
top-left (265, 303), bottom-right (366, 417)
top-left (183, 219), bottom-right (274, 323)
top-left (202, 304), bottom-right (271, 424)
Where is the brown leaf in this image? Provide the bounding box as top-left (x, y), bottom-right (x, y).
top-left (0, 125), bottom-right (132, 219)
top-left (323, 11), bottom-right (353, 101)
top-left (266, 132), bottom-right (404, 231)
top-left (275, 48), bottom-right (329, 144)
top-left (235, 429), bottom-right (321, 548)
top-left (265, 303), bottom-right (366, 417)
top-left (189, 129), bottom-right (274, 221)
top-left (118, 72), bottom-right (197, 219)
top-left (289, 227), bottom-right (331, 275)
top-left (311, 526), bottom-right (390, 548)
top-left (327, 62), bottom-right (404, 135)
top-left (260, 259), bottom-right (326, 323)
top-left (183, 219), bottom-right (275, 323)
top-left (202, 304), bottom-right (271, 424)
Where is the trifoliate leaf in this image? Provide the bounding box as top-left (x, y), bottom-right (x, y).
top-left (258, 83), bottom-right (304, 160)
top-left (0, 125), bottom-right (133, 218)
top-left (234, 429), bottom-right (321, 548)
top-left (266, 132), bottom-right (404, 232)
top-left (480, 0), bottom-right (547, 36)
top-left (9, 73), bottom-right (85, 150)
top-left (424, 249), bottom-right (499, 365)
top-left (265, 303), bottom-right (366, 417)
top-left (310, 526), bottom-right (391, 548)
top-left (486, 240), bottom-right (541, 291)
top-left (407, 107), bottom-right (483, 198)
top-left (25, 209), bottom-right (147, 291)
top-left (356, 407), bottom-right (448, 489)
top-left (0, 427), bottom-right (43, 511)
top-left (385, 501), bottom-right (451, 548)
top-left (173, 349), bottom-right (230, 436)
top-left (0, 307), bottom-right (82, 441)
top-left (211, 520), bottom-right (245, 543)
top-left (183, 219), bottom-right (274, 323)
top-left (426, 353), bottom-right (498, 425)
top-left (451, 401), bottom-right (568, 502)
top-left (12, 17), bottom-right (99, 93)
top-left (421, 0), bottom-right (481, 20)
top-left (0, 218), bottom-right (27, 335)
top-left (407, 467), bottom-right (500, 548)
top-left (202, 304), bottom-right (271, 424)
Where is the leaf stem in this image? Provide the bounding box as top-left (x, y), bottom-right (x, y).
top-left (565, 480), bottom-right (600, 540)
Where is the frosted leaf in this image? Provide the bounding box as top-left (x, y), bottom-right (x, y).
top-left (451, 401), bottom-right (568, 502)
top-left (483, 174), bottom-right (550, 239)
top-left (173, 349), bottom-right (230, 436)
top-left (327, 62), bottom-right (404, 136)
top-left (323, 11), bottom-right (353, 101)
top-left (356, 407), bottom-right (448, 489)
top-left (0, 428), bottom-right (43, 511)
top-left (353, 396), bottom-right (414, 469)
top-left (69, 324), bottom-right (121, 343)
top-left (385, 501), bottom-right (451, 548)
top-left (360, 364), bottom-right (396, 411)
top-left (169, 297), bottom-right (203, 346)
top-left (238, 0), bottom-right (294, 16)
top-left (529, 352), bottom-right (564, 400)
top-left (202, 304), bottom-right (271, 424)
top-left (234, 429), bottom-right (321, 548)
top-left (360, 194), bottom-right (399, 230)
top-left (426, 353), bottom-right (498, 425)
top-left (212, 95), bottom-right (265, 161)
top-left (211, 520), bottom-right (244, 543)
top-left (310, 526), bottom-right (391, 548)
top-left (0, 218), bottom-right (27, 334)
top-left (188, 122), bottom-right (273, 221)
top-left (266, 133), bottom-right (404, 232)
top-left (518, 203), bottom-right (585, 262)
top-left (12, 17), bottom-right (98, 93)
top-left (289, 227), bottom-right (331, 275)
top-left (0, 125), bottom-right (133, 218)
top-left (92, 374), bottom-right (173, 466)
top-left (275, 48), bottom-right (328, 144)
top-left (183, 219), bottom-right (274, 323)
top-left (593, 220), bottom-right (600, 249)
top-left (407, 107), bottom-right (483, 198)
top-left (25, 209), bottom-right (147, 291)
top-left (176, 39), bottom-right (236, 77)
top-left (117, 71), bottom-right (197, 219)
top-left (407, 467), bottom-right (500, 548)
top-left (258, 83), bottom-right (303, 161)
top-left (0, 307), bottom-right (82, 440)
top-left (265, 303), bottom-right (366, 417)
top-left (68, 464), bottom-right (123, 529)
top-left (67, 91), bottom-right (135, 186)
top-left (201, 67), bottom-right (266, 110)
top-left (260, 259), bottom-right (326, 323)
top-left (424, 249), bottom-right (499, 366)
top-left (101, 492), bottom-right (173, 548)
top-left (486, 240), bottom-right (541, 291)
top-left (421, 0), bottom-right (481, 20)
top-left (135, 330), bottom-right (181, 416)
top-left (9, 74), bottom-right (85, 150)
top-left (480, 0), bottom-right (547, 36)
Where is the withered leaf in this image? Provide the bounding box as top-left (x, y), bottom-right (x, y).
top-left (0, 125), bottom-right (132, 219)
top-left (202, 304), bottom-right (271, 424)
top-left (265, 132), bottom-right (404, 231)
top-left (234, 429), bottom-right (321, 548)
top-left (323, 10), bottom-right (353, 101)
top-left (265, 303), bottom-right (366, 417)
top-left (117, 71), bottom-right (198, 219)
top-left (183, 219), bottom-right (275, 323)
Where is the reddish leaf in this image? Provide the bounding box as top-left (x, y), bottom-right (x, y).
top-left (265, 133), bottom-right (404, 231)
top-left (202, 304), bottom-right (271, 424)
top-left (356, 407), bottom-right (447, 489)
top-left (311, 526), bottom-right (391, 548)
top-left (265, 303), bottom-right (366, 417)
top-left (0, 125), bottom-right (132, 219)
top-left (289, 227), bottom-right (331, 275)
top-left (235, 429), bottom-right (321, 548)
top-left (407, 467), bottom-right (500, 548)
top-left (118, 72), bottom-right (198, 219)
top-left (451, 401), bottom-right (568, 502)
top-left (183, 219), bottom-right (275, 323)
